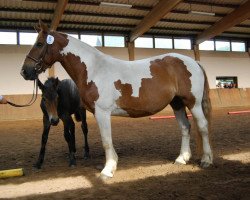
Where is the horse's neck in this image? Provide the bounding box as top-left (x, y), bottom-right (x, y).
top-left (59, 36), bottom-right (103, 81)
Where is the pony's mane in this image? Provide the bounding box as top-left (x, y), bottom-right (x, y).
top-left (44, 77), bottom-right (58, 88)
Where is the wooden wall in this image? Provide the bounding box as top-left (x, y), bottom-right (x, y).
top-left (1, 89), bottom-right (250, 121)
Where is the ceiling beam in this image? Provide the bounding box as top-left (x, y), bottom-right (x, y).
top-left (0, 18), bottom-right (249, 37)
top-left (196, 0), bottom-right (250, 45)
top-left (129, 0), bottom-right (182, 42)
top-left (25, 0), bottom-right (242, 9)
top-left (50, 0), bottom-right (68, 30)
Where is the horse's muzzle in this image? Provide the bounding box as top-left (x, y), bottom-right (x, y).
top-left (20, 67), bottom-right (38, 80)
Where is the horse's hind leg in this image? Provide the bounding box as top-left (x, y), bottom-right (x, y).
top-left (190, 104), bottom-right (213, 167)
top-left (79, 108), bottom-right (90, 159)
top-left (62, 115), bottom-right (76, 167)
top-left (171, 97), bottom-right (191, 165)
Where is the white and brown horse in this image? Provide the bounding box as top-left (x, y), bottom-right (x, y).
top-left (21, 21), bottom-right (213, 178)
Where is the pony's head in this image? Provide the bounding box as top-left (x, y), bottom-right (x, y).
top-left (21, 20), bottom-right (67, 80)
top-left (38, 77), bottom-right (60, 126)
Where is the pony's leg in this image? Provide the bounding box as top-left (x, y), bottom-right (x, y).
top-left (69, 118), bottom-right (76, 153)
top-left (79, 108), bottom-right (90, 159)
top-left (95, 106), bottom-right (118, 178)
top-left (172, 107), bottom-right (192, 165)
top-left (34, 115), bottom-right (51, 169)
top-left (190, 104), bottom-right (213, 167)
top-left (62, 116), bottom-right (76, 167)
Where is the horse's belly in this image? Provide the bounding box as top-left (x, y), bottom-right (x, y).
top-left (113, 101), bottom-right (168, 118)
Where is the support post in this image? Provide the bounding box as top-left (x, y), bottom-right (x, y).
top-left (48, 65), bottom-right (55, 77)
top-left (193, 44), bottom-right (200, 61)
top-left (128, 41), bottom-right (135, 61)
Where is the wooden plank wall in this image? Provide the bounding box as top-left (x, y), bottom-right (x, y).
top-left (1, 89), bottom-right (250, 121)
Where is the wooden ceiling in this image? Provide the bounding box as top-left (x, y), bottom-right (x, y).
top-left (0, 0), bottom-right (250, 44)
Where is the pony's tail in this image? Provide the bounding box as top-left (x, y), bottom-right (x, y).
top-left (74, 110), bottom-right (82, 122)
top-left (196, 65), bottom-right (212, 156)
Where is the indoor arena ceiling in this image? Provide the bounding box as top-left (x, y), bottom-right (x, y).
top-left (0, 0), bottom-right (250, 44)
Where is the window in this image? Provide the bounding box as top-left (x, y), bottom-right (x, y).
top-left (174, 38), bottom-right (191, 49)
top-left (67, 33), bottom-right (79, 39)
top-left (20, 32), bottom-right (38, 45)
top-left (0, 31), bottom-right (17, 44)
top-left (155, 37), bottom-right (172, 49)
top-left (80, 34), bottom-right (102, 46)
top-left (215, 40), bottom-right (230, 51)
top-left (231, 42), bottom-right (246, 52)
top-left (199, 40), bottom-right (214, 51)
top-left (216, 76), bottom-right (238, 88)
top-left (104, 35), bottom-right (125, 47)
top-left (135, 37), bottom-right (153, 48)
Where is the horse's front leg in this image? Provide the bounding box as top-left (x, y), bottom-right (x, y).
top-left (34, 115), bottom-right (51, 169)
top-left (95, 106), bottom-right (118, 178)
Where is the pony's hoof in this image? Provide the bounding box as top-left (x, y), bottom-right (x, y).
top-left (69, 160), bottom-right (76, 168)
top-left (33, 163), bottom-right (42, 169)
top-left (83, 153), bottom-right (90, 160)
top-left (200, 162), bottom-right (212, 168)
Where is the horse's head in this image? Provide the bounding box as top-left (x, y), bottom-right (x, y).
top-left (21, 20), bottom-right (67, 80)
top-left (38, 78), bottom-right (60, 126)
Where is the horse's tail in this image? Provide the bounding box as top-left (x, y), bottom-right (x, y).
top-left (74, 110), bottom-right (82, 122)
top-left (196, 65), bottom-right (212, 155)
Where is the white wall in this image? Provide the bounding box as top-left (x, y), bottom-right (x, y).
top-left (200, 51), bottom-right (250, 88)
top-left (0, 44), bottom-right (250, 95)
top-left (0, 45), bottom-right (48, 95)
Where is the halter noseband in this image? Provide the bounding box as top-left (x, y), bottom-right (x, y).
top-left (26, 36), bottom-right (51, 74)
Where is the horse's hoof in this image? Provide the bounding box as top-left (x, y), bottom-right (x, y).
top-left (200, 162), bottom-right (212, 168)
top-left (99, 173), bottom-right (112, 181)
top-left (174, 157), bottom-right (187, 165)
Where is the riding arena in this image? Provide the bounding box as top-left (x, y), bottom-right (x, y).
top-left (0, 1), bottom-right (249, 199)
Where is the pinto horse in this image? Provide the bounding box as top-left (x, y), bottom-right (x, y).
top-left (21, 21), bottom-right (213, 178)
top-left (35, 77), bottom-right (89, 168)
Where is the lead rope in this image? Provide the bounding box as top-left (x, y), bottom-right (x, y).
top-left (7, 79), bottom-right (39, 107)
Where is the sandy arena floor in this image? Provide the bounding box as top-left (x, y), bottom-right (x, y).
top-left (0, 107), bottom-right (249, 200)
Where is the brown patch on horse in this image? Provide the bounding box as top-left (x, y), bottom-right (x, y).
top-left (114, 56), bottom-right (195, 117)
top-left (60, 53), bottom-right (99, 113)
top-left (47, 33), bottom-right (100, 114)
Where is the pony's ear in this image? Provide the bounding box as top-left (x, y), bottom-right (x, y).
top-left (39, 20), bottom-right (48, 33)
top-left (37, 79), bottom-right (44, 91)
top-left (54, 77), bottom-right (60, 89)
top-left (34, 24), bottom-right (41, 33)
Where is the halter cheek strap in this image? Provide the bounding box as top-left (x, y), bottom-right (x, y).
top-left (26, 33), bottom-right (53, 74)
top-left (26, 43), bottom-right (50, 74)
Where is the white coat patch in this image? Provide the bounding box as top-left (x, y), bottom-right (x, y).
top-left (60, 36), bottom-right (153, 111)
top-left (60, 36), bottom-right (203, 112)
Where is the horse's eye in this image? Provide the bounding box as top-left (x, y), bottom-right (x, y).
top-left (36, 42), bottom-right (43, 48)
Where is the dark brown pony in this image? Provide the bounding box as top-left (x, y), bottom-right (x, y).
top-left (35, 77), bottom-right (89, 168)
top-left (21, 21), bottom-right (213, 178)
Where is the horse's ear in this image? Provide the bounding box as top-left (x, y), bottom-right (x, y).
top-left (34, 24), bottom-right (41, 33)
top-left (37, 79), bottom-right (44, 91)
top-left (39, 20), bottom-right (48, 33)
